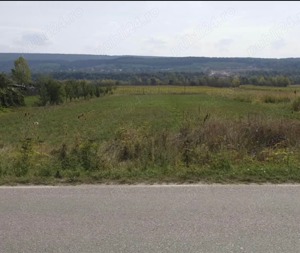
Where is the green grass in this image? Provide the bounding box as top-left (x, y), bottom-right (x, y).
top-left (1, 93), bottom-right (299, 146)
top-left (1, 85), bottom-right (300, 185)
top-left (24, 96), bottom-right (39, 107)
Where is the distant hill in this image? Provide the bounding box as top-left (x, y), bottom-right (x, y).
top-left (0, 53), bottom-right (119, 62)
top-left (1, 53), bottom-right (300, 74)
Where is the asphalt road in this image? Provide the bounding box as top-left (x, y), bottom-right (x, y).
top-left (1, 184), bottom-right (300, 253)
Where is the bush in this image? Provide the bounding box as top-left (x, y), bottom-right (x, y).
top-left (13, 138), bottom-right (34, 177)
top-left (54, 140), bottom-right (101, 171)
top-left (262, 95), bottom-right (290, 104)
top-left (0, 87), bottom-right (25, 107)
top-left (292, 98), bottom-right (300, 112)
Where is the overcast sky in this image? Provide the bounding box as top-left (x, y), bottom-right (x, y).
top-left (1, 1), bottom-right (300, 58)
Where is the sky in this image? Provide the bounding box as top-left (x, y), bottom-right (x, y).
top-left (1, 1), bottom-right (300, 58)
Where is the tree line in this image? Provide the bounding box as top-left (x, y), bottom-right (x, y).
top-left (0, 57), bottom-right (114, 107)
top-left (51, 71), bottom-right (292, 87)
top-left (36, 77), bottom-right (114, 106)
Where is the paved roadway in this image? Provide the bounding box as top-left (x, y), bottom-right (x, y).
top-left (0, 184), bottom-right (300, 253)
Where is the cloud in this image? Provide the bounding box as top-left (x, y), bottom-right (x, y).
top-left (271, 38), bottom-right (286, 50)
top-left (215, 38), bottom-right (234, 52)
top-left (139, 37), bottom-right (168, 56)
top-left (19, 32), bottom-right (50, 47)
top-left (0, 44), bottom-right (12, 52)
top-left (13, 32), bottom-right (52, 52)
top-left (145, 38), bottom-right (166, 47)
top-left (215, 39), bottom-right (234, 52)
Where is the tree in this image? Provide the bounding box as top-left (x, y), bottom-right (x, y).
top-left (46, 79), bottom-right (65, 105)
top-left (0, 73), bottom-right (25, 107)
top-left (37, 77), bottom-right (64, 106)
top-left (0, 73), bottom-right (12, 88)
top-left (150, 77), bottom-right (160, 86)
top-left (276, 75), bottom-right (291, 87)
top-left (258, 76), bottom-right (266, 86)
top-left (232, 76), bottom-right (241, 87)
top-left (11, 56), bottom-right (32, 87)
top-left (64, 80), bottom-right (75, 102)
top-left (80, 80), bottom-right (90, 99)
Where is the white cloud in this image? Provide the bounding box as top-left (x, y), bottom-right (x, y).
top-left (271, 39), bottom-right (286, 50)
top-left (215, 39), bottom-right (234, 53)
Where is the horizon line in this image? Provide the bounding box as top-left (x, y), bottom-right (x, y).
top-left (1, 52), bottom-right (300, 60)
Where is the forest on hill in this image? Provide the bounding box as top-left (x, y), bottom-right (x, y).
top-left (1, 53), bottom-right (300, 75)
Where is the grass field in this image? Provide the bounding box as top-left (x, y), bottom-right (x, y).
top-left (1, 85), bottom-right (300, 185)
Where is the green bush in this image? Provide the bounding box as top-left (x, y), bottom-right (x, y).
top-left (13, 138), bottom-right (34, 177)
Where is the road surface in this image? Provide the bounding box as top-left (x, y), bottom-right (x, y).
top-left (1, 184), bottom-right (300, 253)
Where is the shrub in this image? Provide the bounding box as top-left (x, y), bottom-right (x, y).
top-left (13, 138), bottom-right (34, 177)
top-left (54, 140), bottom-right (101, 172)
top-left (262, 95), bottom-right (290, 104)
top-left (292, 98), bottom-right (300, 112)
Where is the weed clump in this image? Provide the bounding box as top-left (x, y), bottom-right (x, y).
top-left (292, 97), bottom-right (300, 112)
top-left (13, 138), bottom-right (34, 177)
top-left (54, 139), bottom-right (102, 171)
